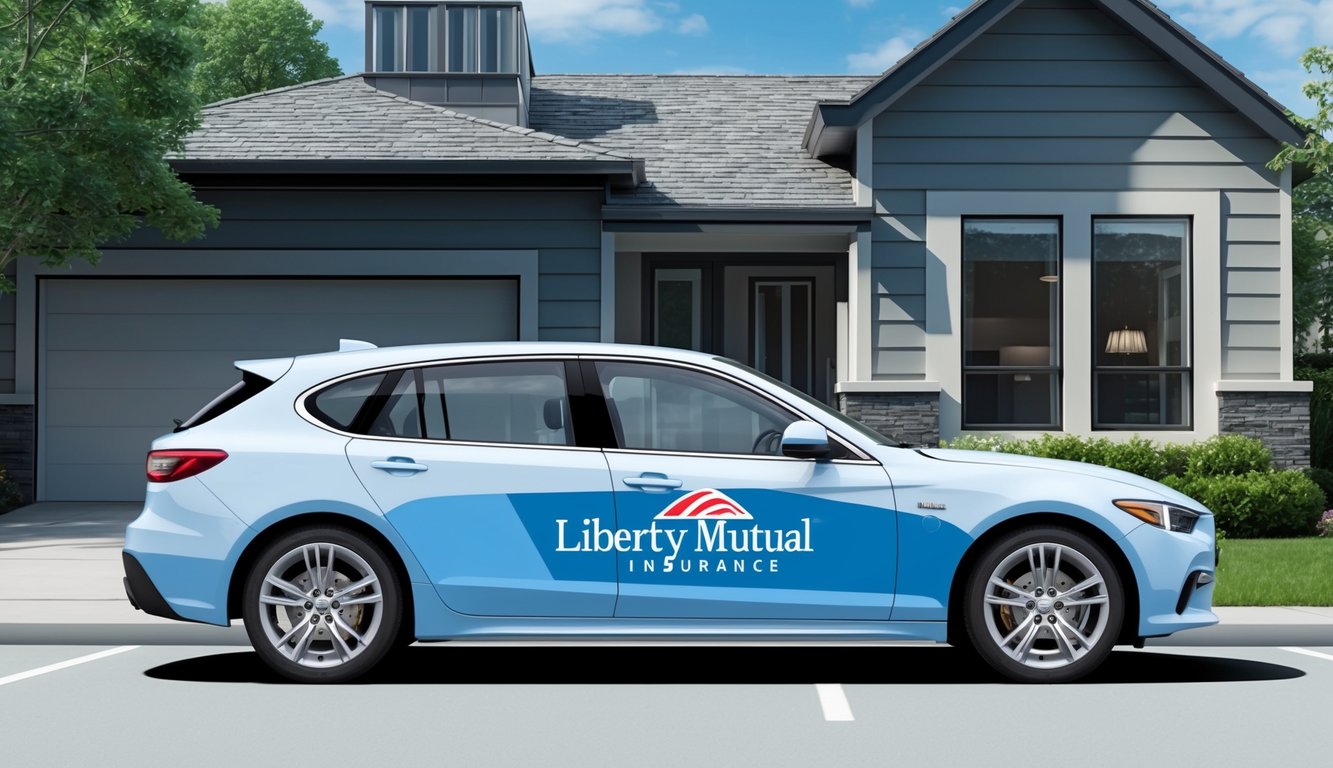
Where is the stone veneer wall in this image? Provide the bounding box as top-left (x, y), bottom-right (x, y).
top-left (1217, 391), bottom-right (1311, 468)
top-left (839, 392), bottom-right (940, 447)
top-left (0, 404), bottom-right (33, 503)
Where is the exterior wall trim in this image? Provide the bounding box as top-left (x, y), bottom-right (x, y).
top-left (924, 190), bottom-right (1224, 441)
top-left (1215, 380), bottom-right (1312, 393)
top-left (837, 380), bottom-right (942, 394)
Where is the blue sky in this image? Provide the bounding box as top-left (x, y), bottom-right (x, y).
top-left (304, 0), bottom-right (1331, 116)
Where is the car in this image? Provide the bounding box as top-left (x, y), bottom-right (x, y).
top-left (123, 340), bottom-right (1217, 683)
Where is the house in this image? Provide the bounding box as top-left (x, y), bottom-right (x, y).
top-left (0, 0), bottom-right (1313, 502)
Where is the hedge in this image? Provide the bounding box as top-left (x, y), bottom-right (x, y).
top-left (941, 433), bottom-right (1325, 537)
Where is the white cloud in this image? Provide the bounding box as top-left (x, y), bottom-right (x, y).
top-left (846, 33), bottom-right (919, 73)
top-left (847, 0), bottom-right (875, 7)
top-left (1155, 1), bottom-right (1333, 53)
top-left (677, 13), bottom-right (709, 36)
top-left (524, 0), bottom-right (664, 41)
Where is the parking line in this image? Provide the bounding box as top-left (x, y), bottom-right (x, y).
top-left (0, 646), bottom-right (139, 688)
top-left (814, 683), bottom-right (854, 722)
top-left (1282, 647), bottom-right (1333, 664)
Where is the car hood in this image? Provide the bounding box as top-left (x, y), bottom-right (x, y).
top-left (915, 448), bottom-right (1209, 512)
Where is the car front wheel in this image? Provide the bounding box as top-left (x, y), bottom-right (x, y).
top-left (242, 526), bottom-right (402, 683)
top-left (963, 527), bottom-right (1124, 683)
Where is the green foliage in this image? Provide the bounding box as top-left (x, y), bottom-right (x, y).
top-left (1304, 466), bottom-right (1333, 502)
top-left (0, 464), bottom-right (20, 512)
top-left (193, 0), bottom-right (342, 104)
top-left (942, 433), bottom-right (1322, 537)
top-left (0, 0), bottom-right (218, 291)
top-left (1297, 366), bottom-right (1333, 470)
top-left (1185, 434), bottom-right (1272, 477)
top-left (1270, 46), bottom-right (1333, 176)
top-left (1162, 471), bottom-right (1325, 538)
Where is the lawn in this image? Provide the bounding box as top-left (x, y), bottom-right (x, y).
top-left (1213, 537), bottom-right (1333, 606)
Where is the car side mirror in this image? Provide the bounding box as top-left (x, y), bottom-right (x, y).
top-left (781, 421), bottom-right (831, 460)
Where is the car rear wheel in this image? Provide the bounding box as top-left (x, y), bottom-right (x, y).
top-left (963, 527), bottom-right (1123, 683)
top-left (242, 526), bottom-right (402, 683)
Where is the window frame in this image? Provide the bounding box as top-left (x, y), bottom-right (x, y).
top-left (959, 215), bottom-right (1065, 431)
top-left (1090, 215), bottom-right (1195, 431)
top-left (368, 3), bottom-right (521, 74)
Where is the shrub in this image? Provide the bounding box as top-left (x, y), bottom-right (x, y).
top-left (1319, 510), bottom-right (1333, 537)
top-left (1185, 434), bottom-right (1272, 477)
top-left (1297, 366), bottom-right (1333, 470)
top-left (1305, 467), bottom-right (1333, 502)
top-left (1163, 471), bottom-right (1326, 538)
top-left (1101, 436), bottom-right (1168, 481)
top-left (0, 466), bottom-right (20, 513)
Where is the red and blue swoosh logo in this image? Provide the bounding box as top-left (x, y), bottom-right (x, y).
top-left (654, 489), bottom-right (753, 520)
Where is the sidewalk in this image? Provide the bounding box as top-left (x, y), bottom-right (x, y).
top-left (2, 502), bottom-right (1331, 645)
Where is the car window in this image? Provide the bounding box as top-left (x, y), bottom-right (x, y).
top-left (596, 361), bottom-right (796, 455)
top-left (367, 371), bottom-right (423, 439)
top-left (308, 373), bottom-right (387, 431)
top-left (420, 361), bottom-right (573, 446)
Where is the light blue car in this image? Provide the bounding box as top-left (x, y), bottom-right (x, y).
top-left (123, 341), bottom-right (1217, 683)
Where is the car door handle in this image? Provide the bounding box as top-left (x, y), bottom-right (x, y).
top-left (371, 458), bottom-right (429, 474)
top-left (622, 474), bottom-right (683, 490)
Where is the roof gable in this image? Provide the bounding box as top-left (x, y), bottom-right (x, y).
top-left (805, 0), bottom-right (1305, 159)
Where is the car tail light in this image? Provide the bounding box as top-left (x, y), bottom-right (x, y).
top-left (146, 450), bottom-right (228, 482)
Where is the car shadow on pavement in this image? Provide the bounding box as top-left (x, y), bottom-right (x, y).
top-left (144, 645), bottom-right (1304, 685)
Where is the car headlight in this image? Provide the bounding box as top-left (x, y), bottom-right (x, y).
top-left (1113, 500), bottom-right (1202, 534)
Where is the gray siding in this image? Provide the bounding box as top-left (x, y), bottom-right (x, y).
top-left (112, 188), bottom-right (605, 343)
top-left (869, 0), bottom-right (1283, 380)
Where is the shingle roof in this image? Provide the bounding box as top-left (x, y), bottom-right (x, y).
top-left (531, 75), bottom-right (875, 207)
top-left (176, 75), bottom-right (631, 163)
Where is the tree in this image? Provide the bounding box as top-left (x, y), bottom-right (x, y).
top-left (0, 0), bottom-right (218, 292)
top-left (1271, 47), bottom-right (1333, 350)
top-left (192, 0), bottom-right (342, 105)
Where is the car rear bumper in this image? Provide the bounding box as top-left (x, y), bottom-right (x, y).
top-left (123, 478), bottom-right (253, 626)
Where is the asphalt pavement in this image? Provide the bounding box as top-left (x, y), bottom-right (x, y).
top-left (2, 503), bottom-right (1332, 767)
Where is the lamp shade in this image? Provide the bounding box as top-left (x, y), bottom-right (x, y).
top-left (1105, 328), bottom-right (1147, 355)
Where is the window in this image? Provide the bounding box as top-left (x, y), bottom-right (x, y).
top-left (1093, 218), bottom-right (1191, 429)
top-left (597, 362), bottom-right (796, 456)
top-left (308, 373), bottom-right (388, 431)
top-left (372, 6), bottom-right (403, 72)
top-left (407, 6), bottom-right (436, 72)
top-left (367, 371), bottom-right (424, 439)
top-left (421, 361), bottom-right (572, 445)
top-left (962, 219), bottom-right (1062, 428)
top-left (448, 5), bottom-right (517, 73)
top-left (653, 268), bottom-right (704, 351)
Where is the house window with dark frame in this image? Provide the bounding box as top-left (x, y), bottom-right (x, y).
top-left (370, 3), bottom-right (519, 74)
top-left (1093, 218), bottom-right (1192, 430)
top-left (962, 219), bottom-right (1062, 429)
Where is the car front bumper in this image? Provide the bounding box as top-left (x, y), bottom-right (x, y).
top-left (1122, 513), bottom-right (1219, 638)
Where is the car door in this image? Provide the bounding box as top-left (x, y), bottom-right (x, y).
top-left (588, 359), bottom-right (897, 620)
top-left (343, 359), bottom-right (618, 617)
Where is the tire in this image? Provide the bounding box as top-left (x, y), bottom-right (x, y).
top-left (242, 526), bottom-right (402, 683)
top-left (963, 526), bottom-right (1124, 683)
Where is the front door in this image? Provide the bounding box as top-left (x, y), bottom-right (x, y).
top-left (345, 360), bottom-right (618, 618)
top-left (647, 258), bottom-right (839, 403)
top-left (590, 359), bottom-right (897, 620)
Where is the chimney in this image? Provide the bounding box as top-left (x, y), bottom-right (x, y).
top-left (363, 1), bottom-right (533, 126)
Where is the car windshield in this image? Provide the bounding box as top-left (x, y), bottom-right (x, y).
top-left (712, 357), bottom-right (903, 447)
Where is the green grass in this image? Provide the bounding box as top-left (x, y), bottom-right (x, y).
top-left (1213, 537), bottom-right (1333, 606)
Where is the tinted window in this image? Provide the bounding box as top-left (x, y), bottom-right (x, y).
top-left (309, 374), bottom-right (387, 430)
top-left (596, 362), bottom-right (795, 455)
top-left (177, 372), bottom-right (274, 432)
top-left (367, 371), bottom-right (422, 439)
top-left (421, 361), bottom-right (572, 446)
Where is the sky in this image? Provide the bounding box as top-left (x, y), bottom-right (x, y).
top-left (305, 0), bottom-right (1332, 117)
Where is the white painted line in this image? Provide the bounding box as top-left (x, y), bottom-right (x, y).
top-left (0, 646), bottom-right (139, 688)
top-left (1282, 646), bottom-right (1333, 664)
top-left (815, 683), bottom-right (855, 722)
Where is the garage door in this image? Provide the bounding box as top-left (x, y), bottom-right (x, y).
top-left (40, 278), bottom-right (519, 501)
